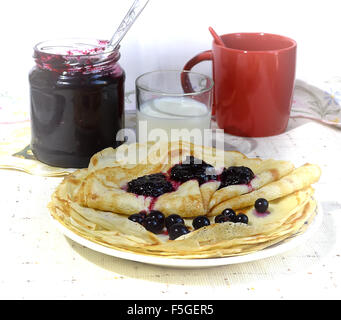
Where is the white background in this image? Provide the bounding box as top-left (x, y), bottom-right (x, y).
top-left (1, 0), bottom-right (340, 103)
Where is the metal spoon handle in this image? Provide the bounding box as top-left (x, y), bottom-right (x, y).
top-left (109, 0), bottom-right (150, 49)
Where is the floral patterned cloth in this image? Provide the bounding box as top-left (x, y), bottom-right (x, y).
top-left (292, 77), bottom-right (341, 127)
top-left (0, 78), bottom-right (340, 176)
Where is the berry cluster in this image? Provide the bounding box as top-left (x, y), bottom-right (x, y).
top-left (127, 199), bottom-right (270, 243)
top-left (127, 173), bottom-right (174, 198)
top-left (126, 157), bottom-right (256, 199)
top-left (170, 156), bottom-right (217, 185)
top-left (214, 208), bottom-right (248, 224)
top-left (219, 166), bottom-right (255, 189)
top-left (129, 208), bottom-right (252, 241)
top-left (128, 211), bottom-right (190, 239)
top-left (165, 214), bottom-right (190, 240)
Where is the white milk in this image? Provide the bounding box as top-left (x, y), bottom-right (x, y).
top-left (136, 96), bottom-right (211, 142)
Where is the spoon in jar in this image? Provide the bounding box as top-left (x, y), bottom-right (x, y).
top-left (208, 26), bottom-right (225, 47)
top-left (108, 0), bottom-right (151, 49)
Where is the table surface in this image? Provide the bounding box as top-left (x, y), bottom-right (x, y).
top-left (1, 115), bottom-right (340, 300)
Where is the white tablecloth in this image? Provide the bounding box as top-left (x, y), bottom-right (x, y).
top-left (1, 117), bottom-right (340, 300)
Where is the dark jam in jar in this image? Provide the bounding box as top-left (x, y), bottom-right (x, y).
top-left (29, 39), bottom-right (125, 168)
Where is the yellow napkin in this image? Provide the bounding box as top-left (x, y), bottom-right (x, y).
top-left (0, 121), bottom-right (73, 177)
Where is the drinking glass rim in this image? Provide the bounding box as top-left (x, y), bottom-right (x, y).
top-left (135, 69), bottom-right (214, 97)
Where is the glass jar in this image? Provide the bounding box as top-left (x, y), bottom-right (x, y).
top-left (29, 38), bottom-right (125, 168)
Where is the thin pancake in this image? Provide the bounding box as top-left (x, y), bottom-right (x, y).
top-left (208, 163), bottom-right (321, 216)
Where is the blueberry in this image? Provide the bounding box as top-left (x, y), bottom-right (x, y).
top-left (219, 166), bottom-right (255, 189)
top-left (192, 216), bottom-right (210, 229)
top-left (168, 223), bottom-right (190, 240)
top-left (221, 208), bottom-right (236, 221)
top-left (234, 213), bottom-right (248, 224)
top-left (128, 213), bottom-right (145, 225)
top-left (127, 173), bottom-right (174, 197)
top-left (143, 216), bottom-right (164, 234)
top-left (170, 156), bottom-right (217, 185)
top-left (254, 198), bottom-right (269, 213)
top-left (149, 210), bottom-right (165, 223)
top-left (165, 214), bottom-right (184, 229)
top-left (214, 214), bottom-right (228, 223)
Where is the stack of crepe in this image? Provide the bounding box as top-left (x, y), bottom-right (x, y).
top-left (48, 141), bottom-right (321, 259)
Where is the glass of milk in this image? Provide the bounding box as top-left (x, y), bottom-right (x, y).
top-left (135, 70), bottom-right (214, 144)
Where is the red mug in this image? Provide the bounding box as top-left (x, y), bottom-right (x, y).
top-left (183, 32), bottom-right (297, 137)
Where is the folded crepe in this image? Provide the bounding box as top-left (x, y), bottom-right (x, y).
top-left (208, 163), bottom-right (321, 216)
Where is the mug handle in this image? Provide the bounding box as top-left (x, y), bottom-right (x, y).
top-left (181, 50), bottom-right (214, 113)
top-left (183, 50), bottom-right (213, 71)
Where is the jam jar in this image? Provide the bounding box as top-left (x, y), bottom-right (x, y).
top-left (29, 38), bottom-right (125, 168)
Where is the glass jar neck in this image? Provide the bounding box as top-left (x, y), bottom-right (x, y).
top-left (33, 39), bottom-right (120, 74)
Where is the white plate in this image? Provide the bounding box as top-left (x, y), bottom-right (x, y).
top-left (50, 201), bottom-right (323, 268)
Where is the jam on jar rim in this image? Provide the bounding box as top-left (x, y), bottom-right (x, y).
top-left (33, 38), bottom-right (121, 74)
